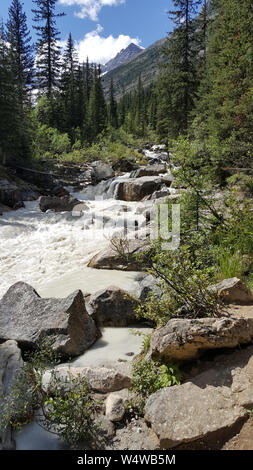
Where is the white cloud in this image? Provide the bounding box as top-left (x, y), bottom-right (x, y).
top-left (59, 0), bottom-right (125, 21)
top-left (72, 24), bottom-right (141, 65)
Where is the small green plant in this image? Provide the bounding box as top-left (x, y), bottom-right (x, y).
top-left (130, 357), bottom-right (181, 413)
top-left (0, 339), bottom-right (102, 450)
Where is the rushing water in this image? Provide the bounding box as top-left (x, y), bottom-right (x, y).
top-left (0, 171), bottom-right (164, 450)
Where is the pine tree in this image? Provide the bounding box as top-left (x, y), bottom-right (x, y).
top-left (108, 78), bottom-right (118, 129)
top-left (164, 0), bottom-right (202, 137)
top-left (88, 65), bottom-right (107, 141)
top-left (195, 0), bottom-right (253, 167)
top-left (60, 33), bottom-right (79, 139)
top-left (0, 22), bottom-right (20, 163)
top-left (7, 0), bottom-right (34, 111)
top-left (32, 0), bottom-right (65, 98)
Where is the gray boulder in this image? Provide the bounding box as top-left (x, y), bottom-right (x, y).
top-left (86, 286), bottom-right (138, 327)
top-left (115, 176), bottom-right (163, 202)
top-left (148, 317), bottom-right (253, 362)
top-left (105, 394), bottom-right (126, 422)
top-left (130, 165), bottom-right (167, 178)
top-left (209, 278), bottom-right (253, 305)
top-left (0, 340), bottom-right (24, 450)
top-left (145, 345), bottom-right (253, 449)
top-left (43, 366), bottom-right (131, 394)
top-left (88, 238), bottom-right (150, 271)
top-left (0, 179), bottom-right (20, 209)
top-left (39, 194), bottom-right (80, 212)
top-left (137, 274), bottom-right (161, 302)
top-left (0, 282), bottom-right (101, 357)
top-left (90, 162), bottom-right (115, 183)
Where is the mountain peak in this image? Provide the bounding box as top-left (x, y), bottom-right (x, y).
top-left (102, 43), bottom-right (143, 74)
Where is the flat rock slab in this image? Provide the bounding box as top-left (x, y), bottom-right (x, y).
top-left (88, 239), bottom-right (150, 271)
top-left (43, 366), bottom-right (131, 394)
top-left (145, 345), bottom-right (253, 449)
top-left (0, 282), bottom-right (100, 357)
top-left (148, 317), bottom-right (253, 361)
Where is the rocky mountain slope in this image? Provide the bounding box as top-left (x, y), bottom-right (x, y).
top-left (102, 37), bottom-right (167, 100)
top-left (102, 43), bottom-right (143, 74)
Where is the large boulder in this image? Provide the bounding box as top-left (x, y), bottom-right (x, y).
top-left (136, 274), bottom-right (161, 302)
top-left (115, 176), bottom-right (163, 202)
top-left (86, 286), bottom-right (138, 327)
top-left (0, 179), bottom-right (21, 209)
top-left (0, 282), bottom-right (101, 357)
top-left (43, 366), bottom-right (131, 394)
top-left (148, 317), bottom-right (253, 362)
top-left (88, 238), bottom-right (150, 271)
top-left (0, 340), bottom-right (24, 450)
top-left (130, 165), bottom-right (168, 178)
top-left (145, 345), bottom-right (253, 449)
top-left (90, 162), bottom-right (115, 183)
top-left (209, 278), bottom-right (253, 305)
top-left (39, 194), bottom-right (80, 212)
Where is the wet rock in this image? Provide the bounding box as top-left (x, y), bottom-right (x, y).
top-left (209, 278), bottom-right (253, 305)
top-left (0, 282), bottom-right (100, 357)
top-left (136, 274), bottom-right (161, 302)
top-left (0, 179), bottom-right (20, 208)
top-left (105, 394), bottom-right (126, 422)
top-left (90, 162), bottom-right (115, 183)
top-left (43, 366), bottom-right (131, 394)
top-left (130, 165), bottom-right (167, 178)
top-left (88, 238), bottom-right (150, 271)
top-left (0, 340), bottom-right (24, 450)
top-left (148, 317), bottom-right (253, 362)
top-left (115, 176), bottom-right (162, 202)
top-left (145, 345), bottom-right (253, 449)
top-left (86, 286), bottom-right (138, 327)
top-left (112, 158), bottom-right (136, 174)
top-left (39, 194), bottom-right (80, 212)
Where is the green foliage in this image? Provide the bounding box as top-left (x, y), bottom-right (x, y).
top-left (130, 357), bottom-right (181, 413)
top-left (0, 339), bottom-right (101, 450)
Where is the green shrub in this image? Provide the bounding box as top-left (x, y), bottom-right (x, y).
top-left (130, 358), bottom-right (181, 413)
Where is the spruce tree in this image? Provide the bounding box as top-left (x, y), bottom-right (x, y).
top-left (7, 0), bottom-right (34, 111)
top-left (108, 78), bottom-right (118, 129)
top-left (60, 33), bottom-right (79, 139)
top-left (88, 65), bottom-right (107, 141)
top-left (164, 0), bottom-right (202, 138)
top-left (32, 0), bottom-right (65, 98)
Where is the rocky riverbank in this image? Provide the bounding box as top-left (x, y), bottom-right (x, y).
top-left (1, 145), bottom-right (253, 451)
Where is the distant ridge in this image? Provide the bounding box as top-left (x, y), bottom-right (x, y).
top-left (102, 43), bottom-right (143, 74)
top-left (102, 37), bottom-right (167, 100)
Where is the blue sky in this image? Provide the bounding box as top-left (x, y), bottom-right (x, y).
top-left (0, 0), bottom-right (174, 64)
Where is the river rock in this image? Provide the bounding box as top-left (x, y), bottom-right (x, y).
top-left (148, 317), bottom-right (253, 362)
top-left (105, 394), bottom-right (126, 422)
top-left (0, 179), bottom-right (20, 208)
top-left (130, 165), bottom-right (167, 178)
top-left (209, 278), bottom-right (253, 305)
top-left (0, 282), bottom-right (100, 357)
top-left (145, 345), bottom-right (253, 449)
top-left (115, 176), bottom-right (163, 202)
top-left (0, 340), bottom-right (24, 450)
top-left (43, 366), bottom-right (131, 394)
top-left (112, 158), bottom-right (136, 174)
top-left (90, 162), bottom-right (115, 183)
top-left (88, 238), bottom-right (150, 271)
top-left (136, 274), bottom-right (161, 302)
top-left (86, 286), bottom-right (138, 327)
top-left (38, 194), bottom-right (80, 212)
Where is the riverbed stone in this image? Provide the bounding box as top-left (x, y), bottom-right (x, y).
top-left (130, 165), bottom-right (168, 178)
top-left (43, 366), bottom-right (132, 394)
top-left (145, 345), bottom-right (253, 449)
top-left (105, 394), bottom-right (126, 422)
top-left (0, 282), bottom-right (101, 357)
top-left (115, 176), bottom-right (163, 202)
top-left (209, 278), bottom-right (253, 305)
top-left (39, 194), bottom-right (80, 212)
top-left (148, 317), bottom-right (253, 362)
top-left (0, 340), bottom-right (24, 450)
top-left (88, 238), bottom-right (150, 271)
top-left (86, 286), bottom-right (138, 327)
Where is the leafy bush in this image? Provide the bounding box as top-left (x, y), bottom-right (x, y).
top-left (130, 357), bottom-right (181, 413)
top-left (0, 339), bottom-right (101, 449)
